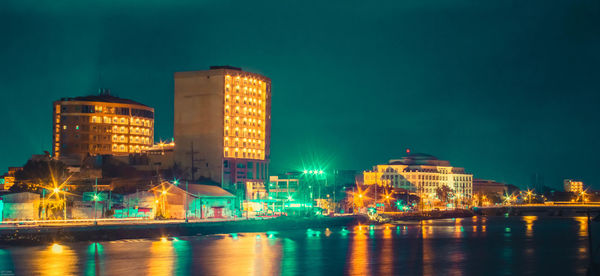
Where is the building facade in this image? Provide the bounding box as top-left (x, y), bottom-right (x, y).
top-left (0, 167), bottom-right (22, 190)
top-left (53, 90), bottom-right (154, 159)
top-left (173, 66), bottom-right (271, 200)
top-left (363, 153), bottom-right (473, 204)
top-left (269, 175), bottom-right (300, 200)
top-left (564, 179), bottom-right (584, 193)
top-left (473, 179), bottom-right (508, 196)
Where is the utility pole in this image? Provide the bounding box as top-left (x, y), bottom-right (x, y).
top-left (332, 170), bottom-right (336, 214)
top-left (94, 178), bottom-right (98, 225)
top-left (42, 189), bottom-right (46, 220)
top-left (185, 181), bottom-right (189, 223)
top-left (186, 141), bottom-right (199, 182)
top-left (63, 190), bottom-right (67, 220)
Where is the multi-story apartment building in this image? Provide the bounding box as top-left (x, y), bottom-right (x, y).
top-left (564, 179), bottom-right (584, 194)
top-left (173, 66), bottom-right (271, 200)
top-left (363, 153), bottom-right (473, 204)
top-left (53, 90), bottom-right (154, 159)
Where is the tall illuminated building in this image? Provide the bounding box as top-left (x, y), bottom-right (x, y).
top-left (53, 89), bottom-right (154, 159)
top-left (174, 66), bottom-right (271, 200)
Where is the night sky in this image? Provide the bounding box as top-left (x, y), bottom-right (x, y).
top-left (1, 0), bottom-right (599, 190)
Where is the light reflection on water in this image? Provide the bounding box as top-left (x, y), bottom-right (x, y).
top-left (347, 226), bottom-right (369, 275)
top-left (33, 243), bottom-right (77, 276)
top-left (0, 216), bottom-right (594, 275)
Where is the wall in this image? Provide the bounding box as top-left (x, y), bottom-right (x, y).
top-left (174, 70), bottom-right (225, 183)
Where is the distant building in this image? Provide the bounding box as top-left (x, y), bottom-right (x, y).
top-left (0, 167), bottom-right (22, 190)
top-left (53, 89), bottom-right (154, 160)
top-left (363, 153), bottom-right (473, 204)
top-left (268, 175), bottom-right (300, 200)
top-left (473, 179), bottom-right (508, 196)
top-left (117, 140), bottom-right (176, 172)
top-left (564, 179), bottom-right (584, 194)
top-left (173, 66), bottom-right (271, 201)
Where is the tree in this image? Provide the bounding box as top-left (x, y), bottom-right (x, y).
top-left (435, 185), bottom-right (453, 203)
top-left (11, 159), bottom-right (68, 193)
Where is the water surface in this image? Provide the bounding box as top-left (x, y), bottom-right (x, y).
top-left (0, 216), bottom-right (592, 275)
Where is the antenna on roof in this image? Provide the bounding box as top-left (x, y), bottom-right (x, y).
top-left (98, 88), bottom-right (111, 96)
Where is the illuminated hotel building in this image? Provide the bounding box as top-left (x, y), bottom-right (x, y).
top-left (363, 153), bottom-right (473, 204)
top-left (53, 90), bottom-right (154, 159)
top-left (564, 179), bottom-right (584, 193)
top-left (174, 66), bottom-right (271, 200)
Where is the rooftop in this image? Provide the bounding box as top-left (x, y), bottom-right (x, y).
top-left (187, 184), bottom-right (235, 197)
top-left (209, 65), bottom-right (242, 71)
top-left (58, 90), bottom-right (149, 107)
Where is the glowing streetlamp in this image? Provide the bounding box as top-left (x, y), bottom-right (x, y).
top-left (526, 189), bottom-right (533, 204)
top-left (92, 193), bottom-right (99, 225)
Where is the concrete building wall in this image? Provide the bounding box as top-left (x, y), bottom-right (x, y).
top-left (174, 70), bottom-right (225, 183)
top-left (1, 192), bottom-right (41, 220)
top-left (187, 197), bottom-right (235, 219)
top-left (71, 201), bottom-right (104, 219)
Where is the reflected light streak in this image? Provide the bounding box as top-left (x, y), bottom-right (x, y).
top-left (522, 216), bottom-right (537, 237)
top-left (380, 225), bottom-right (393, 275)
top-left (34, 243), bottom-right (77, 276)
top-left (574, 216), bottom-right (588, 237)
top-left (148, 239), bottom-right (175, 275)
top-left (348, 230), bottom-right (370, 275)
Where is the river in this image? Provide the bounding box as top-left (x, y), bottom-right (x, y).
top-left (0, 216), bottom-right (593, 275)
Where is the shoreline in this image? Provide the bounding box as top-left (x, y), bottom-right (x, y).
top-left (0, 216), bottom-right (360, 245)
top-left (0, 210), bottom-right (505, 245)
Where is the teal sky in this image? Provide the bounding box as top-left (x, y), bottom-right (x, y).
top-left (1, 0), bottom-right (599, 189)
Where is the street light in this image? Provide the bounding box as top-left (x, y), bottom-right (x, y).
top-left (93, 194), bottom-right (99, 225)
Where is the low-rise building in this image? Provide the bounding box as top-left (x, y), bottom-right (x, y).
top-left (0, 192), bottom-right (40, 221)
top-left (268, 175), bottom-right (300, 200)
top-left (363, 153), bottom-right (473, 206)
top-left (150, 182), bottom-right (236, 219)
top-left (473, 179), bottom-right (507, 196)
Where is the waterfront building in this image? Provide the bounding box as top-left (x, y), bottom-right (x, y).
top-left (268, 175), bottom-right (300, 200)
top-left (564, 179), bottom-right (584, 193)
top-left (150, 182), bottom-right (236, 219)
top-left (0, 192), bottom-right (40, 221)
top-left (473, 179), bottom-right (507, 196)
top-left (53, 89), bottom-right (154, 160)
top-left (363, 153), bottom-right (473, 205)
top-left (173, 66), bottom-right (271, 201)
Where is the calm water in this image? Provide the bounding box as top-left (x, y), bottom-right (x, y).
top-left (0, 216), bottom-right (594, 275)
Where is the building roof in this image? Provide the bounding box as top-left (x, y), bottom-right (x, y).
top-left (209, 65), bottom-right (242, 71)
top-left (58, 93), bottom-right (149, 107)
top-left (187, 184), bottom-right (235, 197)
top-left (389, 153), bottom-right (450, 166)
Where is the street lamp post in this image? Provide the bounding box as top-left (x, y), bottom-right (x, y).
top-left (93, 178), bottom-right (98, 226)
